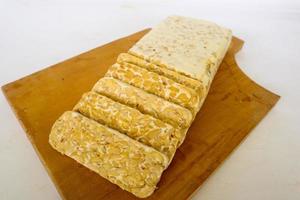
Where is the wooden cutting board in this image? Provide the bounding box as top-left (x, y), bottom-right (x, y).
top-left (2, 29), bottom-right (279, 200)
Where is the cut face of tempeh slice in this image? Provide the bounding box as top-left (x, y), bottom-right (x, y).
top-left (74, 91), bottom-right (179, 159)
top-left (49, 111), bottom-right (168, 198)
top-left (92, 77), bottom-right (193, 128)
top-left (105, 63), bottom-right (201, 114)
top-left (117, 53), bottom-right (204, 93)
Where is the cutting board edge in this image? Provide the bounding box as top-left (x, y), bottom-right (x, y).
top-left (1, 28), bottom-right (152, 91)
top-left (187, 52), bottom-right (280, 199)
top-left (0, 29), bottom-right (152, 200)
top-left (188, 93), bottom-right (279, 200)
top-left (227, 55), bottom-right (280, 100)
top-left (1, 86), bottom-right (68, 200)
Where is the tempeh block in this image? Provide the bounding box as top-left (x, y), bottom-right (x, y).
top-left (129, 16), bottom-right (232, 81)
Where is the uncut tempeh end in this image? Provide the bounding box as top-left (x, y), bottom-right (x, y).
top-left (105, 63), bottom-right (201, 114)
top-left (129, 15), bottom-right (232, 81)
top-left (92, 77), bottom-right (193, 128)
top-left (117, 53), bottom-right (204, 93)
top-left (49, 111), bottom-right (169, 198)
top-left (73, 91), bottom-right (179, 159)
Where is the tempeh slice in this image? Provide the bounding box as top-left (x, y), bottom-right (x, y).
top-left (117, 53), bottom-right (204, 93)
top-left (105, 63), bottom-right (201, 114)
top-left (74, 91), bottom-right (179, 159)
top-left (92, 77), bottom-right (193, 128)
top-left (49, 111), bottom-right (168, 198)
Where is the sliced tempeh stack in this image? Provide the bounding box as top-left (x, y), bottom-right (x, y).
top-left (49, 15), bottom-right (232, 198)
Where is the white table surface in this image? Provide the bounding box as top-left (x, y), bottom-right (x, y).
top-left (1, 0), bottom-right (299, 199)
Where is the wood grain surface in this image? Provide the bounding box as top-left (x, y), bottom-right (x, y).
top-left (2, 29), bottom-right (280, 200)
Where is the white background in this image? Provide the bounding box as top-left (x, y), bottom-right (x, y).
top-left (1, 0), bottom-right (300, 199)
